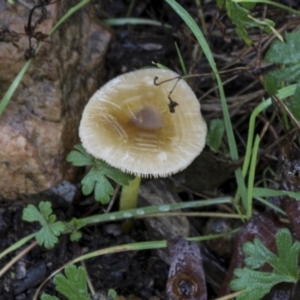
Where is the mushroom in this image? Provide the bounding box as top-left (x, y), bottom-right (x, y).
top-left (79, 68), bottom-right (207, 178)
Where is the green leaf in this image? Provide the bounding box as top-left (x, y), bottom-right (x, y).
top-left (217, 0), bottom-right (225, 6)
top-left (206, 119), bottom-right (225, 152)
top-left (289, 82), bottom-right (300, 121)
top-left (66, 144), bottom-right (93, 166)
top-left (94, 175), bottom-right (114, 204)
top-left (240, 2), bottom-right (255, 9)
top-left (70, 230), bottom-right (82, 242)
top-left (41, 295), bottom-right (60, 300)
top-left (253, 187), bottom-right (300, 200)
top-left (226, 0), bottom-right (272, 45)
top-left (67, 218), bottom-right (85, 242)
top-left (275, 229), bottom-right (300, 277)
top-left (267, 65), bottom-right (300, 82)
top-left (265, 29), bottom-right (300, 65)
top-left (107, 289), bottom-right (118, 299)
top-left (226, 1), bottom-right (252, 45)
top-left (243, 238), bottom-right (277, 270)
top-left (22, 202), bottom-right (66, 249)
top-left (265, 29), bottom-right (300, 92)
top-left (230, 228), bottom-right (300, 300)
top-left (23, 204), bottom-right (46, 224)
top-left (100, 161), bottom-right (135, 186)
top-left (36, 221), bottom-right (65, 249)
top-left (53, 265), bottom-right (91, 300)
top-left (231, 268), bottom-right (289, 300)
top-left (81, 167), bottom-right (100, 195)
top-left (264, 73), bottom-right (280, 94)
top-left (67, 144), bottom-right (135, 204)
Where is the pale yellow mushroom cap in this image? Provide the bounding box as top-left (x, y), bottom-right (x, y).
top-left (79, 68), bottom-right (207, 177)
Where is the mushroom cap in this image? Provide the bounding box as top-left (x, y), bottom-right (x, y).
top-left (79, 68), bottom-right (207, 177)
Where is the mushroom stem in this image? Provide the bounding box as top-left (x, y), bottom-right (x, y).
top-left (119, 176), bottom-right (141, 232)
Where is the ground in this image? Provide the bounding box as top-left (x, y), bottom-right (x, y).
top-left (1, 1), bottom-right (300, 299)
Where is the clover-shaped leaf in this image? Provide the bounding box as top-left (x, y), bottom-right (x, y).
top-left (231, 228), bottom-right (300, 300)
top-left (67, 145), bottom-right (135, 204)
top-left (41, 265), bottom-right (91, 300)
top-left (22, 201), bottom-right (66, 249)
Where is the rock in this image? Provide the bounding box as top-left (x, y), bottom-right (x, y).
top-left (139, 179), bottom-right (190, 264)
top-left (0, 1), bottom-right (111, 198)
top-left (139, 180), bottom-right (190, 243)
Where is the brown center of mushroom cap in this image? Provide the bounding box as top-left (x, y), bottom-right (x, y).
top-left (90, 84), bottom-right (175, 154)
top-left (130, 106), bottom-right (163, 130)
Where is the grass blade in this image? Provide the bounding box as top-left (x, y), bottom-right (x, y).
top-left (234, 0), bottom-right (300, 16)
top-left (103, 18), bottom-right (172, 28)
top-left (165, 0), bottom-right (247, 205)
top-left (246, 135), bottom-right (260, 218)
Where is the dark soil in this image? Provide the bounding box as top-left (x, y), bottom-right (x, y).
top-left (1, 1), bottom-right (300, 300)
top-left (0, 198), bottom-right (169, 299)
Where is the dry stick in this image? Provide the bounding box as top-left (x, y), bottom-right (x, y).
top-left (34, 263), bottom-right (69, 300)
top-left (153, 65), bottom-right (269, 111)
top-left (215, 291), bottom-right (243, 300)
top-left (219, 203), bottom-right (237, 214)
top-left (252, 4), bottom-right (268, 81)
top-left (251, 7), bottom-right (300, 150)
top-left (258, 114), bottom-right (279, 141)
top-left (214, 21), bottom-right (290, 86)
top-left (229, 91), bottom-right (266, 120)
top-left (198, 75), bottom-right (238, 102)
top-left (104, 184), bottom-right (121, 213)
top-left (24, 0), bottom-right (57, 59)
top-left (234, 125), bottom-right (247, 149)
top-left (71, 242), bottom-right (96, 296)
top-left (272, 94), bottom-right (300, 132)
top-left (250, 24), bottom-right (300, 152)
top-left (259, 119), bottom-right (270, 141)
top-left (0, 241), bottom-right (37, 277)
top-left (236, 22), bottom-right (288, 62)
top-left (153, 67), bottom-right (251, 87)
top-left (80, 260), bottom-right (96, 296)
top-left (271, 95), bottom-right (300, 158)
top-left (264, 127), bottom-right (298, 154)
top-left (80, 185), bottom-right (121, 218)
top-left (218, 21), bottom-right (288, 77)
top-left (202, 90), bottom-right (265, 117)
top-left (25, 1), bottom-right (47, 55)
top-left (154, 75), bottom-right (180, 112)
top-left (234, 79), bottom-right (259, 97)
